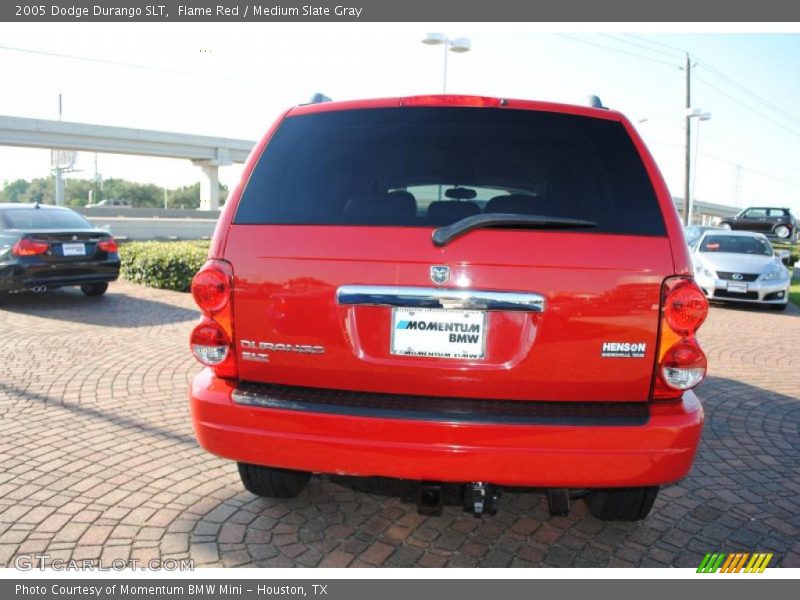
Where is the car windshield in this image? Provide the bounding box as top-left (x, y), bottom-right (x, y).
top-left (0, 208), bottom-right (94, 230)
top-left (699, 235), bottom-right (772, 256)
top-left (234, 106), bottom-right (666, 236)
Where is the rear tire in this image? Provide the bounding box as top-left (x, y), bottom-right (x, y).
top-left (584, 487), bottom-right (658, 521)
top-left (237, 463), bottom-right (311, 498)
top-left (773, 225), bottom-right (790, 239)
top-left (81, 282), bottom-right (108, 296)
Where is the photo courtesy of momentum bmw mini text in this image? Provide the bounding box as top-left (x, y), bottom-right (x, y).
top-left (0, 0), bottom-right (799, 595)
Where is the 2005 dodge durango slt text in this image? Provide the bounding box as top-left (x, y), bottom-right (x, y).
top-left (188, 95), bottom-right (708, 521)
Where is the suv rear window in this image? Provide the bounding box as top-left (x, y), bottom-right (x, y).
top-left (234, 107), bottom-right (665, 235)
top-left (1, 208), bottom-right (94, 230)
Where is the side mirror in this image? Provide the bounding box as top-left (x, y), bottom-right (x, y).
top-left (777, 249), bottom-right (791, 265)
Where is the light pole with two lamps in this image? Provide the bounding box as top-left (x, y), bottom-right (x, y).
top-left (421, 33), bottom-right (471, 93)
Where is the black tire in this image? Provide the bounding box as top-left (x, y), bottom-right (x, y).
top-left (770, 303), bottom-right (788, 312)
top-left (237, 463), bottom-right (311, 498)
top-left (80, 282), bottom-right (108, 296)
top-left (584, 487), bottom-right (658, 521)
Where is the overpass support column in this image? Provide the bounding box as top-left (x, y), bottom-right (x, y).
top-left (194, 160), bottom-right (220, 210)
top-left (193, 149), bottom-right (231, 211)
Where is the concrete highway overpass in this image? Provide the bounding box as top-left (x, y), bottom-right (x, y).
top-left (0, 115), bottom-right (257, 210)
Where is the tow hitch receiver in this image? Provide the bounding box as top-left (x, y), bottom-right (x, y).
top-left (464, 482), bottom-right (500, 517)
top-left (417, 483), bottom-right (444, 516)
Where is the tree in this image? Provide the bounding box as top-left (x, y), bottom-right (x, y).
top-left (0, 177), bottom-right (229, 208)
top-left (0, 179), bottom-right (30, 203)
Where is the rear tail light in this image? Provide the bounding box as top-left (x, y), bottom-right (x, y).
top-left (12, 238), bottom-right (49, 256)
top-left (192, 266), bottom-right (231, 315)
top-left (190, 321), bottom-right (230, 366)
top-left (663, 279), bottom-right (708, 336)
top-left (652, 277), bottom-right (709, 401)
top-left (97, 237), bottom-right (118, 253)
top-left (660, 343), bottom-right (707, 390)
top-left (190, 260), bottom-right (237, 378)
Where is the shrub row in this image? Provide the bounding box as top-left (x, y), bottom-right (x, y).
top-left (119, 240), bottom-right (210, 292)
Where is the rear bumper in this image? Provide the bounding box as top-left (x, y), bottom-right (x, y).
top-left (0, 258), bottom-right (120, 292)
top-left (190, 369), bottom-right (704, 488)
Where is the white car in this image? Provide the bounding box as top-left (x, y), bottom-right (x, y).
top-left (691, 230), bottom-right (791, 311)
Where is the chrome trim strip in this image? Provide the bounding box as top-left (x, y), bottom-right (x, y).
top-left (336, 285), bottom-right (545, 312)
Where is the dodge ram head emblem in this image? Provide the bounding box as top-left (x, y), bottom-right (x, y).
top-left (430, 265), bottom-right (450, 285)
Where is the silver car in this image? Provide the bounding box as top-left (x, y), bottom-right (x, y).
top-left (691, 230), bottom-right (791, 311)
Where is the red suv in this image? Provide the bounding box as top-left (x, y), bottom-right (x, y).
top-left (189, 95), bottom-right (708, 521)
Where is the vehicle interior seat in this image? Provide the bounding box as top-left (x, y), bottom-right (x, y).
top-left (484, 194), bottom-right (542, 215)
top-left (426, 200), bottom-right (481, 224)
top-left (343, 191), bottom-right (417, 220)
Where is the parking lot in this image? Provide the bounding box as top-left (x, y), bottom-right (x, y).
top-left (1, 282), bottom-right (799, 568)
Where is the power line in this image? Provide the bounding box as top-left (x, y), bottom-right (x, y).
top-left (600, 34), bottom-right (685, 60)
top-left (693, 74), bottom-right (800, 138)
top-left (646, 142), bottom-right (800, 187)
top-left (623, 34), bottom-right (688, 55)
top-left (554, 34), bottom-right (682, 69)
top-left (695, 59), bottom-right (800, 128)
top-left (620, 35), bottom-right (800, 130)
top-left (0, 44), bottom-right (262, 90)
top-left (698, 150), bottom-right (800, 187)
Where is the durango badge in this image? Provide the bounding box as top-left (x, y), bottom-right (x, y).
top-left (430, 265), bottom-right (450, 285)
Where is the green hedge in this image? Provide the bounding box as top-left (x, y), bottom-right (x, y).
top-left (773, 240), bottom-right (799, 265)
top-left (119, 240), bottom-right (210, 292)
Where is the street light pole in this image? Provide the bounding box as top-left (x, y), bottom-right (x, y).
top-left (442, 42), bottom-right (448, 93)
top-left (683, 53), bottom-right (692, 226)
top-left (688, 111), bottom-right (711, 225)
top-left (421, 34), bottom-right (471, 94)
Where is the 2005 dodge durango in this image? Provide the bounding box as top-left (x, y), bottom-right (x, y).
top-left (188, 95), bottom-right (708, 521)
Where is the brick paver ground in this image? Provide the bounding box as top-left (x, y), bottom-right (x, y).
top-left (1, 282), bottom-right (798, 568)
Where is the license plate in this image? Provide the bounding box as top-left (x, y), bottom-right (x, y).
top-left (391, 308), bottom-right (487, 360)
top-left (61, 243), bottom-right (86, 256)
top-left (726, 281), bottom-right (748, 293)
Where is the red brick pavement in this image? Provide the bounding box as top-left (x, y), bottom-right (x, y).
top-left (1, 283), bottom-right (798, 568)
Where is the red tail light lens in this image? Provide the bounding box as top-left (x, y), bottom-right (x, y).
top-left (652, 277), bottom-right (709, 400)
top-left (192, 261), bottom-right (232, 315)
top-left (660, 343), bottom-right (707, 390)
top-left (401, 95), bottom-right (500, 108)
top-left (97, 238), bottom-right (118, 253)
top-left (12, 238), bottom-right (49, 256)
top-left (190, 321), bottom-right (230, 366)
top-left (664, 279), bottom-right (708, 336)
top-left (190, 259), bottom-right (237, 379)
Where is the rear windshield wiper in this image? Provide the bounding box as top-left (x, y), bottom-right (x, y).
top-left (432, 213), bottom-right (597, 247)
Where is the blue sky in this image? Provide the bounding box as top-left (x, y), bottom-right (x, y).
top-left (0, 24), bottom-right (797, 213)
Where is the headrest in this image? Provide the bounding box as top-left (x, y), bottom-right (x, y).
top-left (484, 194), bottom-right (539, 215)
top-left (426, 201), bottom-right (481, 224)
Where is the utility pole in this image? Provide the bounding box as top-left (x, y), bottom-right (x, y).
top-left (683, 54), bottom-right (691, 226)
